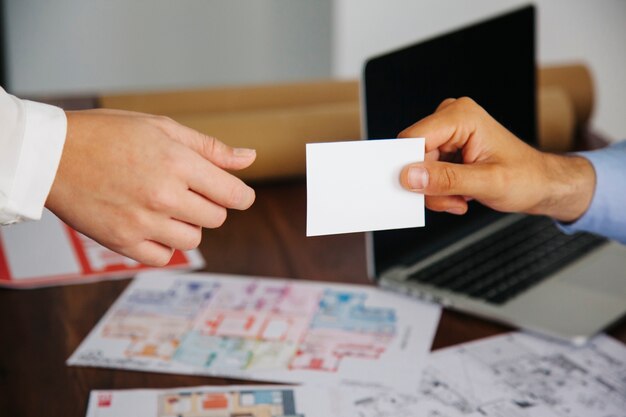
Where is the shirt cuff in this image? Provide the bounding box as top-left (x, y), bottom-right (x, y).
top-left (557, 142), bottom-right (626, 243)
top-left (0, 100), bottom-right (67, 224)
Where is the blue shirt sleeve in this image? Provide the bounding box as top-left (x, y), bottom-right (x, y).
top-left (557, 141), bottom-right (626, 243)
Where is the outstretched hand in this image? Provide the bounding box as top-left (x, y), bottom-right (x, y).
top-left (399, 98), bottom-right (595, 222)
top-left (46, 109), bottom-right (256, 266)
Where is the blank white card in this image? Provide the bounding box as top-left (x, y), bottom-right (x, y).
top-left (306, 138), bottom-right (425, 236)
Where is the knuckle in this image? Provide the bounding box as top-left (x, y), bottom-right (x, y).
top-left (147, 187), bottom-right (177, 212)
top-left (109, 227), bottom-right (137, 249)
top-left (150, 115), bottom-right (185, 144)
top-left (148, 115), bottom-right (177, 137)
top-left (226, 185), bottom-right (244, 208)
top-left (160, 147), bottom-right (187, 175)
top-left (437, 165), bottom-right (458, 193)
top-left (455, 96), bottom-right (484, 118)
top-left (455, 96), bottom-right (476, 109)
top-left (436, 97), bottom-right (457, 111)
top-left (151, 114), bottom-right (175, 128)
top-left (125, 209), bottom-right (149, 234)
top-left (201, 135), bottom-right (218, 157)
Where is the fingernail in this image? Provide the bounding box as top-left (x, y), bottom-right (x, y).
top-left (234, 148), bottom-right (256, 157)
top-left (407, 167), bottom-right (429, 190)
top-left (447, 207), bottom-right (466, 215)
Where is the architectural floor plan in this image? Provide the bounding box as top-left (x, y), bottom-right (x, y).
top-left (69, 272), bottom-right (441, 390)
top-left (86, 385), bottom-right (344, 417)
top-left (351, 332), bottom-right (626, 417)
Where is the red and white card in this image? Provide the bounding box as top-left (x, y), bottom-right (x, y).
top-left (0, 210), bottom-right (204, 289)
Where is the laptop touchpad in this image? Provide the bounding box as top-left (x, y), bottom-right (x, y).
top-left (555, 243), bottom-right (626, 298)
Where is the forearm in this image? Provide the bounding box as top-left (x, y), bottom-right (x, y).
top-left (535, 153), bottom-right (596, 223)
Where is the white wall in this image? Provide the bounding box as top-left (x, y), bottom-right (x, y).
top-left (333, 0), bottom-right (626, 141)
top-left (4, 0), bottom-right (332, 95)
top-left (4, 1), bottom-right (625, 140)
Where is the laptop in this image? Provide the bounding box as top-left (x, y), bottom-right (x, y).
top-left (362, 5), bottom-right (626, 345)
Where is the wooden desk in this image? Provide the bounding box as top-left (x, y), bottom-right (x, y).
top-left (1, 180), bottom-right (625, 417)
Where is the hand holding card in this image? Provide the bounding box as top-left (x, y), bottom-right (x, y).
top-left (306, 138), bottom-right (425, 236)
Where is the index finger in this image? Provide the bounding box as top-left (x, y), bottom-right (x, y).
top-left (397, 97), bottom-right (480, 154)
top-left (155, 117), bottom-right (257, 171)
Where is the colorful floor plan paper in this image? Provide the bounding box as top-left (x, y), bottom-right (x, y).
top-left (68, 272), bottom-right (441, 390)
top-left (347, 332), bottom-right (626, 417)
top-left (85, 385), bottom-right (354, 417)
top-left (0, 210), bottom-right (204, 288)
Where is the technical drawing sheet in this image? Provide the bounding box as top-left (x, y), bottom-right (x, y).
top-left (348, 332), bottom-right (626, 417)
top-left (85, 385), bottom-right (355, 417)
top-left (69, 271), bottom-right (441, 391)
top-left (0, 209), bottom-right (204, 288)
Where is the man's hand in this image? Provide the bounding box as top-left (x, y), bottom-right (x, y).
top-left (399, 97), bottom-right (595, 222)
top-left (46, 109), bottom-right (256, 266)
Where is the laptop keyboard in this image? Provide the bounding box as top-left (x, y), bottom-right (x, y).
top-left (407, 216), bottom-right (607, 305)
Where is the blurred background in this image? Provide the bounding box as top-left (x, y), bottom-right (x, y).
top-left (2, 0), bottom-right (625, 141)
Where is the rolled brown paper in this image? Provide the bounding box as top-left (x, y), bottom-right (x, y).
top-left (99, 80), bottom-right (362, 182)
top-left (171, 102), bottom-right (361, 181)
top-left (97, 75), bottom-right (590, 181)
top-left (539, 64), bottom-right (594, 126)
top-left (538, 86), bottom-right (576, 152)
top-left (99, 80), bottom-right (360, 116)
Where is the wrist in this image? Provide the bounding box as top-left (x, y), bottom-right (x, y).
top-left (536, 153), bottom-right (595, 222)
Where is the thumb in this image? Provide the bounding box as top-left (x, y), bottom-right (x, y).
top-left (401, 161), bottom-right (493, 198)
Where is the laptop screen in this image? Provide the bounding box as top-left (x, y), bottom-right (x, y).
top-left (364, 5), bottom-right (536, 277)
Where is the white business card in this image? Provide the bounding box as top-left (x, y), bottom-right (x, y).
top-left (306, 138), bottom-right (425, 236)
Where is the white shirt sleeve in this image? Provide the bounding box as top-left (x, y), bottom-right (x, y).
top-left (0, 87), bottom-right (67, 225)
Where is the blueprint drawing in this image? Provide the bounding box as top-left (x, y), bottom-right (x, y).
top-left (351, 332), bottom-right (626, 417)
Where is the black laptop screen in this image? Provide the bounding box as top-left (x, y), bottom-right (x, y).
top-left (364, 6), bottom-right (536, 277)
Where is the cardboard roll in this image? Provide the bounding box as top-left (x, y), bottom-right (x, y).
top-left (539, 64), bottom-right (594, 126)
top-left (538, 86), bottom-right (576, 152)
top-left (99, 66), bottom-right (594, 180)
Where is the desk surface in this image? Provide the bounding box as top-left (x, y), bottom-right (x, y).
top-left (1, 180), bottom-right (625, 417)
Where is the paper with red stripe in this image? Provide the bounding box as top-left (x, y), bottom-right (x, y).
top-left (0, 210), bottom-right (204, 289)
